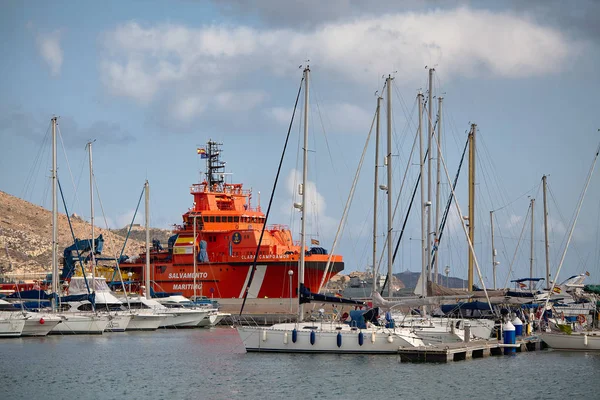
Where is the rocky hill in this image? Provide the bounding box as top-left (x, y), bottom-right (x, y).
top-left (0, 190), bottom-right (169, 279)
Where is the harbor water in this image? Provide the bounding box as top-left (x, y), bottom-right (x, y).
top-left (1, 327), bottom-right (600, 400)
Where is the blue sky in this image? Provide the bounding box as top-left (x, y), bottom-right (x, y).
top-left (1, 0), bottom-right (599, 287)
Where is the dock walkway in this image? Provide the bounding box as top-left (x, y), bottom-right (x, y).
top-left (398, 336), bottom-right (545, 363)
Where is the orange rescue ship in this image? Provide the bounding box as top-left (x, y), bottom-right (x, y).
top-left (118, 140), bottom-right (344, 313)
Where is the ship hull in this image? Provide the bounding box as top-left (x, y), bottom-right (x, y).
top-left (120, 259), bottom-right (343, 305)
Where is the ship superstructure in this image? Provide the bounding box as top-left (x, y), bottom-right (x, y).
top-left (118, 141), bottom-right (344, 310)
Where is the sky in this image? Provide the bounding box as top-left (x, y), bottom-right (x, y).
top-left (1, 0), bottom-right (599, 288)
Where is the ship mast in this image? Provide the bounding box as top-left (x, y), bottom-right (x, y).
top-left (434, 95), bottom-right (442, 283)
top-left (205, 140), bottom-right (225, 191)
top-left (372, 95), bottom-right (381, 294)
top-left (385, 75), bottom-right (393, 298)
top-left (490, 211), bottom-right (498, 290)
top-left (51, 117), bottom-right (58, 310)
top-left (427, 68), bottom-right (434, 283)
top-left (298, 66), bottom-right (309, 322)
top-left (529, 198), bottom-right (535, 290)
top-left (467, 123), bottom-right (476, 290)
top-left (86, 140), bottom-right (96, 292)
top-left (542, 175), bottom-right (550, 289)
top-left (418, 91), bottom-right (427, 298)
top-left (145, 180), bottom-right (151, 300)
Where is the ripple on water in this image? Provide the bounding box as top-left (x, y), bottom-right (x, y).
top-left (1, 328), bottom-right (599, 400)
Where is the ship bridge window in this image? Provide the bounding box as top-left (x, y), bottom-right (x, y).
top-left (209, 216), bottom-right (215, 222)
top-left (227, 216), bottom-right (233, 222)
top-left (203, 216), bottom-right (209, 222)
top-left (234, 216), bottom-right (239, 223)
top-left (216, 216), bottom-right (221, 222)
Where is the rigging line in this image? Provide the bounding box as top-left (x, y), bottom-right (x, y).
top-left (56, 123), bottom-right (81, 216)
top-left (540, 141), bottom-right (600, 324)
top-left (491, 184), bottom-right (539, 213)
top-left (433, 121), bottom-right (496, 316)
top-left (502, 204), bottom-right (532, 290)
top-left (21, 121), bottom-right (51, 200)
top-left (430, 134), bottom-right (469, 271)
top-left (546, 181), bottom-right (587, 270)
top-left (379, 123), bottom-right (425, 294)
top-left (111, 183), bottom-right (145, 283)
top-left (239, 75), bottom-right (304, 317)
top-left (389, 103), bottom-right (420, 239)
top-left (57, 177), bottom-right (94, 305)
top-left (317, 100), bottom-right (377, 292)
top-left (70, 154), bottom-right (87, 215)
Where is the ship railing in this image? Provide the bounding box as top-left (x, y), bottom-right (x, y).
top-left (190, 183), bottom-right (252, 196)
top-left (266, 224), bottom-right (289, 231)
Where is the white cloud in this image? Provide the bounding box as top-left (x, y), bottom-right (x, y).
top-left (36, 29), bottom-right (63, 76)
top-left (100, 7), bottom-right (581, 117)
top-left (216, 90), bottom-right (268, 111)
top-left (115, 209), bottom-right (144, 229)
top-left (170, 95), bottom-right (208, 122)
top-left (283, 168), bottom-right (339, 238)
top-left (265, 107), bottom-right (294, 125)
top-left (504, 214), bottom-right (523, 230)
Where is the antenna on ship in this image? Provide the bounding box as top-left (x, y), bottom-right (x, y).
top-left (205, 139), bottom-right (226, 191)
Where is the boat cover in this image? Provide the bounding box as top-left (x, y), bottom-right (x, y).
top-left (299, 283), bottom-right (365, 306)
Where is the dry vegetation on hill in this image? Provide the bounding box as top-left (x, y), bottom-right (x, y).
top-left (0, 190), bottom-right (169, 278)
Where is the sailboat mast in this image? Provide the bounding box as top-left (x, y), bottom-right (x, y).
top-left (467, 123), bottom-right (476, 290)
top-left (418, 92), bottom-right (427, 297)
top-left (298, 66), bottom-right (309, 322)
top-left (490, 211), bottom-right (497, 290)
top-left (193, 214), bottom-right (197, 299)
top-left (542, 175), bottom-right (550, 289)
top-left (145, 180), bottom-right (151, 300)
top-left (433, 95), bottom-right (443, 283)
top-left (529, 198), bottom-right (535, 290)
top-left (51, 117), bottom-right (58, 310)
top-left (87, 140), bottom-right (96, 290)
top-left (373, 95), bottom-right (382, 294)
top-left (427, 68), bottom-right (434, 282)
top-left (386, 76), bottom-right (393, 298)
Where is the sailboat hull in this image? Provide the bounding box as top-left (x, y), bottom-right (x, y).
top-left (237, 323), bottom-right (424, 353)
top-left (22, 314), bottom-right (62, 336)
top-left (540, 331), bottom-right (600, 351)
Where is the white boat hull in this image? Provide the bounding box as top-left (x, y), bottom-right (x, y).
top-left (197, 312), bottom-right (230, 327)
top-left (159, 310), bottom-right (209, 328)
top-left (22, 314), bottom-right (62, 336)
top-left (237, 322), bottom-right (425, 353)
top-left (51, 313), bottom-right (110, 335)
top-left (540, 331), bottom-right (600, 351)
top-left (103, 313), bottom-right (132, 332)
top-left (126, 312), bottom-right (165, 331)
top-left (0, 318), bottom-right (25, 337)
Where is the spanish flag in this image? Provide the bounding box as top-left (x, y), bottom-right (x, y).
top-left (197, 148), bottom-right (209, 159)
top-left (311, 238), bottom-right (320, 245)
top-left (553, 287), bottom-right (561, 294)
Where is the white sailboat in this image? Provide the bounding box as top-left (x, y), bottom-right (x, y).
top-left (538, 141), bottom-right (600, 350)
top-left (237, 68), bottom-right (425, 353)
top-left (45, 117), bottom-right (110, 335)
